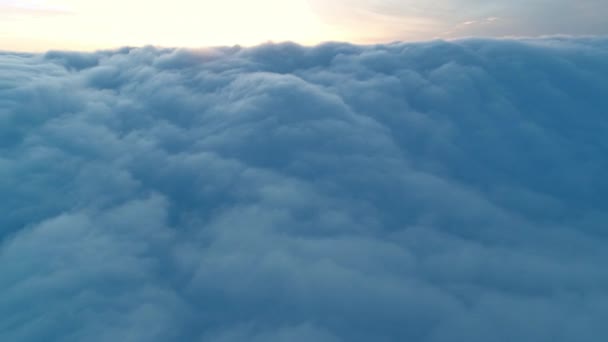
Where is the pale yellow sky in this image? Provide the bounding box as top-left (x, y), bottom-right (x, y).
top-left (0, 0), bottom-right (357, 51)
top-left (2, 0), bottom-right (605, 52)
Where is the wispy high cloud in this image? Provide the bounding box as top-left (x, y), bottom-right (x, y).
top-left (308, 0), bottom-right (608, 40)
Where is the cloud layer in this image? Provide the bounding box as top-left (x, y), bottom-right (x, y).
top-left (1, 37), bottom-right (608, 341)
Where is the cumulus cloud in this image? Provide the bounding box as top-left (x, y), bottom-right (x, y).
top-left (1, 37), bottom-right (608, 341)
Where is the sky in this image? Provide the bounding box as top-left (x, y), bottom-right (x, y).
top-left (1, 0), bottom-right (607, 51)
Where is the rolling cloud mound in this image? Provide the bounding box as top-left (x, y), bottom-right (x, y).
top-left (2, 37), bottom-right (608, 341)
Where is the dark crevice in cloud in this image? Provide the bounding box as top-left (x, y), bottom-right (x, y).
top-left (1, 37), bottom-right (608, 341)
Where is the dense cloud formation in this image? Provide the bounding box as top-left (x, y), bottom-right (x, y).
top-left (1, 37), bottom-right (608, 341)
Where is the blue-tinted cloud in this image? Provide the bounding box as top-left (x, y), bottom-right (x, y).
top-left (1, 37), bottom-right (608, 341)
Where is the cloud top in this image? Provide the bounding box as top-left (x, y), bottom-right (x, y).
top-left (1, 37), bottom-right (608, 341)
